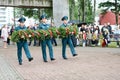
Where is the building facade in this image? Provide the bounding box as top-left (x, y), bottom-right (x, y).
top-left (0, 7), bottom-right (13, 28)
top-left (99, 11), bottom-right (120, 25)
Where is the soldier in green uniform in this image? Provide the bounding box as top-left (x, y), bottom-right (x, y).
top-left (38, 15), bottom-right (55, 62)
top-left (60, 16), bottom-right (78, 59)
top-left (15, 17), bottom-right (33, 65)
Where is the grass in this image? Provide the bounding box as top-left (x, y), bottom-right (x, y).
top-left (108, 42), bottom-right (118, 48)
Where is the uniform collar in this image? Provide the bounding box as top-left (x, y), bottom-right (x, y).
top-left (63, 23), bottom-right (68, 27)
top-left (19, 26), bottom-right (26, 29)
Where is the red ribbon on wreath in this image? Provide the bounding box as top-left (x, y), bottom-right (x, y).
top-left (56, 30), bottom-right (60, 35)
top-left (66, 28), bottom-right (69, 35)
top-left (35, 31), bottom-right (40, 36)
top-left (48, 30), bottom-right (53, 37)
top-left (42, 30), bottom-right (47, 36)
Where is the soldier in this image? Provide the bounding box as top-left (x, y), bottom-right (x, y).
top-left (38, 15), bottom-right (55, 62)
top-left (60, 16), bottom-right (78, 59)
top-left (15, 17), bottom-right (33, 65)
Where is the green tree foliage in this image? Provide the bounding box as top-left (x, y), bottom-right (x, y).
top-left (23, 8), bottom-right (39, 19)
top-left (69, 0), bottom-right (81, 21)
top-left (99, 0), bottom-right (120, 25)
top-left (15, 8), bottom-right (52, 21)
top-left (69, 0), bottom-right (93, 23)
top-left (15, 0), bottom-right (93, 23)
top-left (14, 8), bottom-right (24, 18)
top-left (69, 0), bottom-right (76, 20)
top-left (85, 0), bottom-right (94, 23)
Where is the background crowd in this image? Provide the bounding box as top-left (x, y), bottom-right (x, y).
top-left (77, 23), bottom-right (120, 48)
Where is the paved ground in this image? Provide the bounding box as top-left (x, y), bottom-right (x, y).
top-left (0, 42), bottom-right (120, 80)
top-left (0, 54), bottom-right (24, 80)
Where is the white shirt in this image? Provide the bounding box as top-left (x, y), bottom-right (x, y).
top-left (114, 29), bottom-right (120, 34)
top-left (1, 27), bottom-right (9, 38)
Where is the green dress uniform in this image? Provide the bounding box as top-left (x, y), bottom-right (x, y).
top-left (15, 17), bottom-right (33, 65)
top-left (60, 16), bottom-right (78, 59)
top-left (38, 15), bottom-right (55, 62)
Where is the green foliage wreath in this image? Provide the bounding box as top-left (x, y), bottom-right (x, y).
top-left (11, 25), bottom-right (78, 42)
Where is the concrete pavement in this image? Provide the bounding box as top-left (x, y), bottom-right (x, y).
top-left (0, 44), bottom-right (120, 80)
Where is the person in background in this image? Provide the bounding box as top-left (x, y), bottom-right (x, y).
top-left (86, 29), bottom-right (92, 46)
top-left (10, 25), bottom-right (15, 35)
top-left (38, 15), bottom-right (55, 62)
top-left (10, 25), bottom-right (15, 45)
top-left (82, 31), bottom-right (87, 47)
top-left (28, 24), bottom-right (38, 46)
top-left (107, 22), bottom-right (112, 34)
top-left (107, 22), bottom-right (113, 39)
top-left (0, 29), bottom-right (1, 37)
top-left (90, 25), bottom-right (95, 34)
top-left (28, 25), bottom-right (33, 46)
top-left (15, 17), bottom-right (33, 65)
top-left (7, 27), bottom-right (11, 45)
top-left (113, 26), bottom-right (120, 47)
top-left (94, 26), bottom-right (100, 46)
top-left (33, 23), bottom-right (38, 46)
top-left (60, 16), bottom-right (78, 59)
top-left (101, 23), bottom-right (110, 47)
top-left (1, 24), bottom-right (9, 48)
top-left (80, 23), bottom-right (86, 32)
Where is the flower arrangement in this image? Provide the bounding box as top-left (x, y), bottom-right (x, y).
top-left (58, 25), bottom-right (78, 38)
top-left (11, 30), bottom-right (28, 42)
top-left (25, 29), bottom-right (35, 41)
top-left (58, 27), bottom-right (69, 38)
top-left (34, 30), bottom-right (40, 40)
top-left (69, 25), bottom-right (78, 36)
top-left (49, 27), bottom-right (59, 38)
top-left (11, 31), bottom-right (19, 42)
top-left (35, 30), bottom-right (46, 41)
top-left (11, 25), bottom-right (78, 42)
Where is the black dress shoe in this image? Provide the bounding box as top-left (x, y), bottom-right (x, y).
top-left (28, 57), bottom-right (33, 62)
top-left (51, 58), bottom-right (55, 61)
top-left (19, 63), bottom-right (22, 65)
top-left (33, 44), bottom-right (36, 46)
top-left (44, 60), bottom-right (48, 62)
top-left (63, 57), bottom-right (68, 60)
top-left (73, 54), bottom-right (78, 57)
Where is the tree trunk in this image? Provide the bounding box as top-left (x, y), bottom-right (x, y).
top-left (115, 0), bottom-right (118, 25)
top-left (94, 0), bottom-right (96, 22)
top-left (69, 0), bottom-right (75, 20)
top-left (82, 0), bottom-right (85, 22)
top-left (38, 8), bottom-right (41, 22)
top-left (78, 0), bottom-right (81, 23)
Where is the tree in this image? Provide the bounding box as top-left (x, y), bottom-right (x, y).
top-left (73, 0), bottom-right (93, 23)
top-left (14, 8), bottom-right (53, 22)
top-left (85, 0), bottom-right (94, 23)
top-left (69, 0), bottom-right (76, 20)
top-left (93, 0), bottom-right (96, 22)
top-left (14, 8), bottom-right (24, 18)
top-left (99, 0), bottom-right (120, 25)
top-left (77, 0), bottom-right (85, 22)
